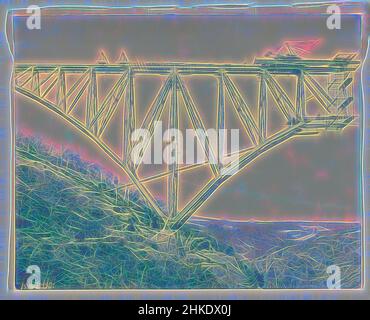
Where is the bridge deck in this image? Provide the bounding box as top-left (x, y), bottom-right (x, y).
top-left (14, 57), bottom-right (359, 75)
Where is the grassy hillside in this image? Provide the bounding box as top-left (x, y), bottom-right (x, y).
top-left (15, 135), bottom-right (261, 289)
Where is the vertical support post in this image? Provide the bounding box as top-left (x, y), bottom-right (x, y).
top-left (296, 70), bottom-right (305, 120)
top-left (258, 73), bottom-right (267, 143)
top-left (123, 68), bottom-right (136, 167)
top-left (56, 69), bottom-right (66, 112)
top-left (31, 67), bottom-right (40, 97)
top-left (168, 72), bottom-right (179, 219)
top-left (86, 68), bottom-right (98, 134)
top-left (217, 73), bottom-right (225, 170)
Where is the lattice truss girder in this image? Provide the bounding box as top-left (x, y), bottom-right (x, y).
top-left (14, 55), bottom-right (360, 230)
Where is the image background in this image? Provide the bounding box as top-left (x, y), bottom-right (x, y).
top-left (0, 0), bottom-right (368, 299)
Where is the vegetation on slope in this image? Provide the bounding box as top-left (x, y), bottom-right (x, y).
top-left (15, 135), bottom-right (260, 289)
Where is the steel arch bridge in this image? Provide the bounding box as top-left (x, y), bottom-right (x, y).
top-left (13, 52), bottom-right (360, 231)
